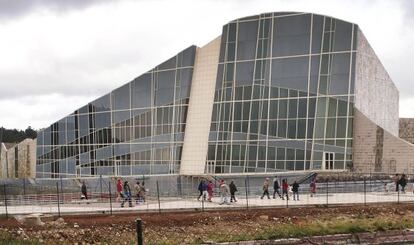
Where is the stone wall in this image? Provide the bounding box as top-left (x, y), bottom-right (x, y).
top-left (399, 118), bottom-right (414, 144)
top-left (4, 139), bottom-right (36, 179)
top-left (180, 37), bottom-right (221, 175)
top-left (354, 30), bottom-right (399, 136)
top-left (0, 143), bottom-right (7, 178)
top-left (353, 110), bottom-right (414, 174)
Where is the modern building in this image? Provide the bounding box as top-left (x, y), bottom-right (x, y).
top-left (35, 12), bottom-right (413, 179)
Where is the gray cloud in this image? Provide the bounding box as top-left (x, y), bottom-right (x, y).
top-left (1, 0), bottom-right (413, 129)
top-left (401, 0), bottom-right (414, 22)
top-left (0, 0), bottom-right (115, 20)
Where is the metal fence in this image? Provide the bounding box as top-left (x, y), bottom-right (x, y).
top-left (0, 172), bottom-right (413, 219)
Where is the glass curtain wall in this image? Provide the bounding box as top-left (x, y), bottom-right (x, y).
top-left (36, 46), bottom-right (196, 178)
top-left (207, 13), bottom-right (357, 174)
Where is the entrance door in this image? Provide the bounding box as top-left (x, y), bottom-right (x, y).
top-left (76, 166), bottom-right (81, 178)
top-left (324, 152), bottom-right (334, 170)
top-left (205, 161), bottom-right (215, 174)
top-left (114, 160), bottom-right (121, 176)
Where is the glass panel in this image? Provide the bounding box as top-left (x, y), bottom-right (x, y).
top-left (271, 57), bottom-right (309, 91)
top-left (273, 14), bottom-right (311, 56)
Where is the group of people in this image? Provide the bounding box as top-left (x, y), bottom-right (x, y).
top-left (391, 174), bottom-right (409, 193)
top-left (116, 179), bottom-right (146, 208)
top-left (198, 177), bottom-right (317, 204)
top-left (261, 177), bottom-right (304, 201)
top-left (197, 179), bottom-right (238, 205)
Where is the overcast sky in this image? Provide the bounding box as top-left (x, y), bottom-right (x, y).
top-left (0, 0), bottom-right (413, 130)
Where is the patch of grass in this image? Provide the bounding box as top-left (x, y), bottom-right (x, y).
top-left (0, 232), bottom-right (39, 245)
top-left (199, 216), bottom-right (414, 243)
top-left (142, 215), bottom-right (414, 244)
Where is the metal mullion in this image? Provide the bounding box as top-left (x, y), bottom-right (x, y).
top-left (169, 56), bottom-right (179, 174)
top-left (150, 70), bottom-right (156, 175)
top-left (228, 20), bottom-right (240, 174)
top-left (264, 14), bottom-right (274, 173)
top-left (344, 24), bottom-right (355, 170)
top-left (310, 16), bottom-right (326, 170)
top-left (213, 24), bottom-right (231, 173)
top-left (243, 15), bottom-right (262, 173)
top-left (304, 14), bottom-right (313, 171)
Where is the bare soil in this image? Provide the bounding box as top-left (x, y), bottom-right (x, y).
top-left (1, 204), bottom-right (414, 244)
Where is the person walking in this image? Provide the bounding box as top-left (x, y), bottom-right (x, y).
top-left (309, 177), bottom-right (316, 197)
top-left (116, 179), bottom-right (123, 202)
top-left (201, 180), bottom-right (208, 201)
top-left (134, 181), bottom-right (141, 204)
top-left (229, 180), bottom-right (238, 202)
top-left (393, 174), bottom-right (400, 192)
top-left (291, 181), bottom-right (299, 201)
top-left (282, 179), bottom-right (289, 200)
top-left (219, 180), bottom-right (230, 205)
top-left (197, 180), bottom-right (204, 201)
top-left (207, 180), bottom-right (214, 202)
top-left (81, 181), bottom-right (88, 200)
top-left (121, 181), bottom-right (133, 208)
top-left (399, 174), bottom-right (408, 193)
top-left (139, 182), bottom-right (146, 203)
top-left (273, 177), bottom-right (282, 199)
top-left (261, 178), bottom-right (270, 199)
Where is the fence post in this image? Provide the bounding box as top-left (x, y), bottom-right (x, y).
top-left (60, 176), bottom-right (64, 204)
top-left (108, 181), bottom-right (113, 215)
top-left (100, 175), bottom-right (103, 200)
top-left (335, 173), bottom-right (338, 193)
top-left (3, 184), bottom-right (8, 219)
top-left (398, 187), bottom-right (400, 205)
top-left (201, 193), bottom-right (205, 212)
top-left (23, 178), bottom-right (26, 196)
top-left (156, 180), bottom-right (161, 214)
top-left (136, 218), bottom-right (144, 245)
top-left (326, 181), bottom-right (329, 207)
top-left (245, 176), bottom-right (249, 210)
top-left (286, 191), bottom-right (289, 208)
top-left (56, 182), bottom-right (61, 217)
top-left (364, 178), bottom-right (366, 206)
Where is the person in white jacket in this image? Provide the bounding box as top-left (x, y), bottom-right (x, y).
top-left (219, 180), bottom-right (230, 205)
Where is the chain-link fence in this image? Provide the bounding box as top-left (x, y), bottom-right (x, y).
top-left (0, 172), bottom-right (413, 218)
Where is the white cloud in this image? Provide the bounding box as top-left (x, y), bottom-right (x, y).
top-left (0, 0), bottom-right (413, 129)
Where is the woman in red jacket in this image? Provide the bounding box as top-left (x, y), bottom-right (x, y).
top-left (116, 179), bottom-right (123, 202)
top-left (282, 179), bottom-right (289, 200)
top-left (207, 181), bottom-right (214, 202)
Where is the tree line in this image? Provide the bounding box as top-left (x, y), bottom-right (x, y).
top-left (0, 127), bottom-right (37, 143)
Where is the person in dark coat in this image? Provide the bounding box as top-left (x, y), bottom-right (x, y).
top-left (399, 174), bottom-right (408, 193)
top-left (81, 181), bottom-right (88, 200)
top-left (291, 181), bottom-right (299, 201)
top-left (229, 180), bottom-right (238, 202)
top-left (201, 180), bottom-right (208, 201)
top-left (273, 177), bottom-right (282, 199)
top-left (197, 180), bottom-right (204, 201)
top-left (121, 181), bottom-right (133, 207)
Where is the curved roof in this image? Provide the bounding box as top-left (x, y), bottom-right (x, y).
top-left (227, 11), bottom-right (356, 26)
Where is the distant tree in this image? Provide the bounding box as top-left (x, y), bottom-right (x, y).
top-left (0, 126), bottom-right (38, 143)
top-left (25, 126), bottom-right (37, 139)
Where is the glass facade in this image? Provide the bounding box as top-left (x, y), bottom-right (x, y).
top-left (36, 46), bottom-right (196, 178)
top-left (207, 13), bottom-right (357, 174)
top-left (36, 12), bottom-right (359, 178)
